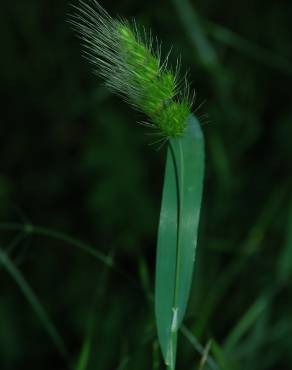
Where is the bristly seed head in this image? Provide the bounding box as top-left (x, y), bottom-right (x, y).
top-left (70, 0), bottom-right (195, 138)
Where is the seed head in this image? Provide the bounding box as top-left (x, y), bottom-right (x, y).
top-left (70, 0), bottom-right (194, 138)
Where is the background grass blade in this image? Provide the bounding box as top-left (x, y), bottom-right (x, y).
top-left (181, 325), bottom-right (219, 370)
top-left (155, 114), bottom-right (205, 368)
top-left (0, 248), bottom-right (69, 362)
top-left (74, 333), bottom-right (92, 370)
top-left (277, 196), bottom-right (292, 281)
top-left (223, 293), bottom-right (270, 354)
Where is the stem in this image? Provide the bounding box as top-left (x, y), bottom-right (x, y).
top-left (170, 330), bottom-right (178, 370)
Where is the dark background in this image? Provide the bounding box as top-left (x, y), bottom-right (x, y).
top-left (1, 0), bottom-right (292, 369)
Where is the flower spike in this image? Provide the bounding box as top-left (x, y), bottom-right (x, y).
top-left (70, 0), bottom-right (194, 138)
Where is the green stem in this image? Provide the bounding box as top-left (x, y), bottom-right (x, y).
top-left (169, 330), bottom-right (178, 370)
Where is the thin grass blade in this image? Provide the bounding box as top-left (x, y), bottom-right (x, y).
top-left (0, 248), bottom-right (69, 361)
top-left (75, 333), bottom-right (92, 370)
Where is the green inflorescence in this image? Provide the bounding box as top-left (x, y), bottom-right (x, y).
top-left (71, 1), bottom-right (194, 138)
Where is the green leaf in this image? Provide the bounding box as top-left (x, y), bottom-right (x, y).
top-left (155, 114), bottom-right (205, 368)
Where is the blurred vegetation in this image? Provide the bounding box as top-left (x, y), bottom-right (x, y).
top-left (1, 0), bottom-right (292, 369)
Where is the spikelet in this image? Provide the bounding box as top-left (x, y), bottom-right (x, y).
top-left (70, 0), bottom-right (194, 138)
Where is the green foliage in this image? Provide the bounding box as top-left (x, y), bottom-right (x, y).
top-left (1, 0), bottom-right (292, 369)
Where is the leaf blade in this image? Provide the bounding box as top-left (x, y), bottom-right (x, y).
top-left (155, 114), bottom-right (205, 367)
top-left (155, 141), bottom-right (179, 367)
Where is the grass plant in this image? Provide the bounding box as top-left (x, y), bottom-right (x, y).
top-left (70, 1), bottom-right (205, 368)
top-left (1, 0), bottom-right (291, 369)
